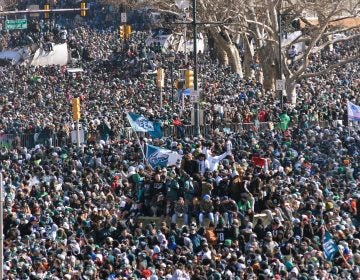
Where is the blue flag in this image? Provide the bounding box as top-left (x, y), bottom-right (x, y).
top-left (127, 113), bottom-right (162, 138)
top-left (348, 101), bottom-right (360, 121)
top-left (146, 144), bottom-right (183, 168)
top-left (323, 231), bottom-right (339, 261)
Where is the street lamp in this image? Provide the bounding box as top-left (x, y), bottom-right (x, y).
top-left (167, 51), bottom-right (176, 111)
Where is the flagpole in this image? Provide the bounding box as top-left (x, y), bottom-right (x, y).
top-left (134, 131), bottom-right (147, 164)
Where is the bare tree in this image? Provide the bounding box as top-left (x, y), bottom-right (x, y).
top-left (99, 0), bottom-right (360, 103)
top-left (99, 0), bottom-right (245, 74)
top-left (242, 0), bottom-right (360, 102)
top-left (0, 0), bottom-right (18, 10)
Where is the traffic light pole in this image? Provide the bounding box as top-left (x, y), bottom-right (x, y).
top-left (75, 119), bottom-right (80, 146)
top-left (0, 8), bottom-right (89, 16)
top-left (170, 62), bottom-right (174, 110)
top-left (192, 0), bottom-right (200, 136)
top-left (278, 11), bottom-right (283, 111)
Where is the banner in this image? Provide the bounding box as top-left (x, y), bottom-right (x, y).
top-left (146, 144), bottom-right (183, 168)
top-left (127, 113), bottom-right (162, 138)
top-left (251, 156), bottom-right (271, 168)
top-left (323, 230), bottom-right (339, 261)
top-left (347, 101), bottom-right (360, 121)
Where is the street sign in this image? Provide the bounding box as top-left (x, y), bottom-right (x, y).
top-left (190, 95), bottom-right (199, 102)
top-left (121, 12), bottom-right (127, 23)
top-left (5, 19), bottom-right (27, 30)
top-left (276, 79), bottom-right (286, 91)
top-left (27, 5), bottom-right (40, 17)
top-left (190, 90), bottom-right (200, 102)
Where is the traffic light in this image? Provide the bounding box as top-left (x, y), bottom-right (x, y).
top-left (80, 2), bottom-right (86, 17)
top-left (185, 69), bottom-right (194, 88)
top-left (157, 68), bottom-right (165, 87)
top-left (119, 25), bottom-right (125, 39)
top-left (44, 3), bottom-right (50, 19)
top-left (119, 25), bottom-right (131, 39)
top-left (125, 25), bottom-right (132, 38)
top-left (176, 79), bottom-right (185, 90)
top-left (72, 98), bottom-right (81, 121)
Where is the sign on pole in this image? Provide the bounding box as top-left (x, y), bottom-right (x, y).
top-left (276, 79), bottom-right (286, 91)
top-left (190, 90), bottom-right (200, 103)
top-left (121, 12), bottom-right (127, 23)
top-left (190, 95), bottom-right (199, 103)
top-left (5, 19), bottom-right (28, 30)
top-left (27, 5), bottom-right (40, 17)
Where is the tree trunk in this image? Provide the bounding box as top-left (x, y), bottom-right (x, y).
top-left (258, 44), bottom-right (277, 90)
top-left (286, 80), bottom-right (297, 105)
top-left (207, 31), bottom-right (218, 61)
top-left (255, 68), bottom-right (264, 84)
top-left (208, 28), bottom-right (243, 75)
top-left (243, 35), bottom-right (253, 78)
top-left (225, 44), bottom-right (243, 76)
top-left (207, 31), bottom-right (228, 66)
top-left (217, 48), bottom-right (228, 66)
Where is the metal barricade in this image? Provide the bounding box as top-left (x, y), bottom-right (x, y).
top-left (0, 134), bottom-right (15, 149)
top-left (0, 120), bottom-right (338, 149)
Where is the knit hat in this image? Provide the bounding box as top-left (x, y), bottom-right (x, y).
top-left (203, 194), bottom-right (211, 201)
top-left (326, 202), bottom-right (334, 211)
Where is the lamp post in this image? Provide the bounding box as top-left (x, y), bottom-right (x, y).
top-left (167, 52), bottom-right (176, 111)
top-left (192, 0), bottom-right (200, 136)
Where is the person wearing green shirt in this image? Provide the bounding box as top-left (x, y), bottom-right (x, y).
top-left (237, 194), bottom-right (252, 222)
top-left (279, 112), bottom-right (291, 131)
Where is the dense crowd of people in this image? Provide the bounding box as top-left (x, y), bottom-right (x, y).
top-left (0, 5), bottom-right (359, 280)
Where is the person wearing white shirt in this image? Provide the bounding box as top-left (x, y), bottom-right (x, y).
top-left (205, 148), bottom-right (231, 172)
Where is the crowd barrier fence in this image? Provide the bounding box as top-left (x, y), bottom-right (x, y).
top-left (0, 120), bottom-right (332, 149)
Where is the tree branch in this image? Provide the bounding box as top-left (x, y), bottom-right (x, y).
top-left (299, 54), bottom-right (360, 80)
top-left (310, 33), bottom-right (360, 53)
top-left (245, 19), bottom-right (274, 35)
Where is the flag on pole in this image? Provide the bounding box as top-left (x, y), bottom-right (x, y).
top-left (146, 144), bottom-right (183, 168)
top-left (127, 113), bottom-right (162, 138)
top-left (347, 101), bottom-right (360, 121)
top-left (323, 230), bottom-right (339, 261)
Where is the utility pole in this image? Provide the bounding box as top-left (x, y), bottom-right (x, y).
top-left (183, 9), bottom-right (188, 64)
top-left (192, 0), bottom-right (200, 136)
top-left (277, 11), bottom-right (283, 110)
